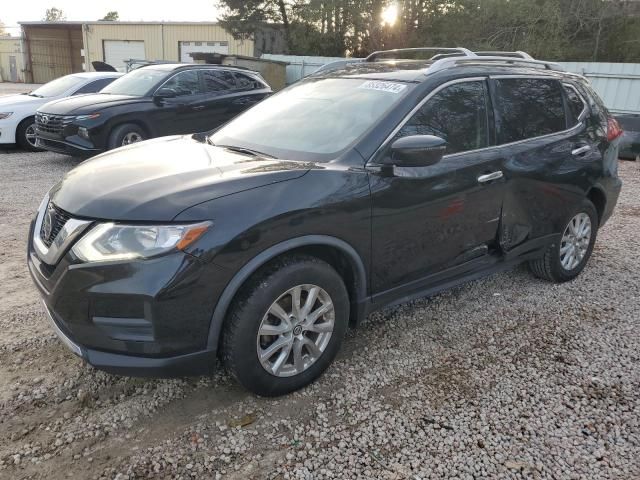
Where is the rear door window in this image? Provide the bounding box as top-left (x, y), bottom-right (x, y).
top-left (234, 73), bottom-right (262, 90)
top-left (493, 78), bottom-right (567, 144)
top-left (202, 70), bottom-right (238, 93)
top-left (395, 80), bottom-right (489, 155)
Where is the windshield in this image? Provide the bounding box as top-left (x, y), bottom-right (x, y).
top-left (30, 75), bottom-right (85, 98)
top-left (101, 68), bottom-right (167, 96)
top-left (209, 78), bottom-right (411, 161)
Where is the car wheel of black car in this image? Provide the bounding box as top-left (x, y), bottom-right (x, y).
top-left (222, 255), bottom-right (349, 397)
top-left (529, 199), bottom-right (598, 283)
top-left (108, 124), bottom-right (146, 149)
top-left (17, 117), bottom-right (41, 152)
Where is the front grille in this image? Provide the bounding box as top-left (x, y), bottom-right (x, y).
top-left (40, 203), bottom-right (72, 247)
top-left (35, 113), bottom-right (75, 136)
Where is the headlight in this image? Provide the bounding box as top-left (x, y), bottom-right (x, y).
top-left (75, 113), bottom-right (100, 121)
top-left (0, 112), bottom-right (13, 119)
top-left (71, 222), bottom-right (211, 263)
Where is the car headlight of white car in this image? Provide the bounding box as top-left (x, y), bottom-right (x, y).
top-left (0, 112), bottom-right (13, 120)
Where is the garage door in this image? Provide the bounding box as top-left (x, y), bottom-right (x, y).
top-left (103, 40), bottom-right (146, 71)
top-left (179, 41), bottom-right (229, 63)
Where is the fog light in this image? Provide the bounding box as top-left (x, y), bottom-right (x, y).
top-left (78, 127), bottom-right (89, 139)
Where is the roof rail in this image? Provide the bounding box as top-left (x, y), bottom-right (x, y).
top-left (474, 51), bottom-right (533, 60)
top-left (426, 56), bottom-right (563, 74)
top-left (365, 47), bottom-right (475, 62)
top-left (360, 46), bottom-right (562, 74)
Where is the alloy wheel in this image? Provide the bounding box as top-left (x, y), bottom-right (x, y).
top-left (256, 284), bottom-right (335, 377)
top-left (122, 132), bottom-right (143, 145)
top-left (25, 124), bottom-right (37, 148)
top-left (560, 212), bottom-right (592, 270)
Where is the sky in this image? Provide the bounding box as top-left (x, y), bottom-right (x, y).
top-left (1, 0), bottom-right (220, 35)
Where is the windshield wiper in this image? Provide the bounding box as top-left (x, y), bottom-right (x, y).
top-left (28, 93), bottom-right (44, 98)
top-left (216, 144), bottom-right (276, 159)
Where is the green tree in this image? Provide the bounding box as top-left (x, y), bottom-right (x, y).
top-left (43, 7), bottom-right (66, 22)
top-left (216, 0), bottom-right (640, 60)
top-left (100, 11), bottom-right (120, 21)
top-left (217, 0), bottom-right (295, 53)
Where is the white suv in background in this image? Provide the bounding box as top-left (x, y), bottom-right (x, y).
top-left (0, 72), bottom-right (122, 151)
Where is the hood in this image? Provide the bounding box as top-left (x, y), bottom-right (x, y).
top-left (49, 136), bottom-right (310, 221)
top-left (0, 94), bottom-right (46, 109)
top-left (39, 93), bottom-right (147, 115)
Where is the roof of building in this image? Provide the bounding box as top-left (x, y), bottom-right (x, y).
top-left (19, 21), bottom-right (223, 26)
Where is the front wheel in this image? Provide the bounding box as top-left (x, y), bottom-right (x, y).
top-left (222, 255), bottom-right (349, 396)
top-left (529, 199), bottom-right (598, 283)
top-left (16, 117), bottom-right (41, 151)
top-left (107, 123), bottom-right (146, 150)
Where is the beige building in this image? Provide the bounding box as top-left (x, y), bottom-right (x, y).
top-left (82, 22), bottom-right (255, 72)
top-left (0, 37), bottom-right (26, 83)
top-left (16, 21), bottom-right (259, 84)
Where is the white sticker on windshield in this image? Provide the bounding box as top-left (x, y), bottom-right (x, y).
top-left (358, 80), bottom-right (407, 94)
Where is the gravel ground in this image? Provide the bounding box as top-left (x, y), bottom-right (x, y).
top-left (0, 145), bottom-right (638, 480)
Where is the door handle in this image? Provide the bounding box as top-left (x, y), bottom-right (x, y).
top-left (192, 105), bottom-right (205, 111)
top-left (571, 145), bottom-right (591, 156)
top-left (477, 171), bottom-right (503, 183)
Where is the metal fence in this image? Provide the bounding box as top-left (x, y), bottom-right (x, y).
top-left (262, 55), bottom-right (640, 115)
top-left (558, 62), bottom-right (640, 115)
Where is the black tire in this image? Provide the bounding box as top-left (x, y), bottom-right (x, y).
top-left (222, 255), bottom-right (349, 397)
top-left (107, 123), bottom-right (146, 150)
top-left (529, 199), bottom-right (598, 283)
top-left (16, 117), bottom-right (41, 152)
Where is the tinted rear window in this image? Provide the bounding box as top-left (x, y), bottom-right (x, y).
top-left (494, 78), bottom-right (567, 144)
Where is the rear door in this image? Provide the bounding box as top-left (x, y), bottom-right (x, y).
top-left (492, 77), bottom-right (602, 251)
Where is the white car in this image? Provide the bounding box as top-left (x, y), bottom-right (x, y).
top-left (0, 72), bottom-right (122, 151)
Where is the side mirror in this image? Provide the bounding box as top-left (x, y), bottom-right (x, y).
top-left (389, 135), bottom-right (447, 167)
top-left (153, 87), bottom-right (177, 101)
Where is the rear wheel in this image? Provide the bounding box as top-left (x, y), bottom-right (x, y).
top-left (107, 123), bottom-right (146, 150)
top-left (16, 117), bottom-right (41, 151)
top-left (529, 199), bottom-right (598, 283)
top-left (222, 255), bottom-right (349, 396)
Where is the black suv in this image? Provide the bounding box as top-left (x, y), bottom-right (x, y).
top-left (35, 64), bottom-right (271, 156)
top-left (28, 48), bottom-right (622, 396)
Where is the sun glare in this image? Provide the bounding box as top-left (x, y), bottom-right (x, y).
top-left (381, 4), bottom-right (398, 26)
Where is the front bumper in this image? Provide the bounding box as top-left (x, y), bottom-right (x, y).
top-left (28, 217), bottom-right (230, 377)
top-left (42, 301), bottom-right (217, 376)
top-left (0, 119), bottom-right (19, 144)
top-left (35, 134), bottom-right (101, 157)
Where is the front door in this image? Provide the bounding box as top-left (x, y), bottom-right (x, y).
top-left (369, 79), bottom-right (506, 297)
top-left (152, 69), bottom-right (207, 136)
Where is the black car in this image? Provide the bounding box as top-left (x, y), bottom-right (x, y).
top-left (35, 64), bottom-right (271, 156)
top-left (28, 48), bottom-right (622, 396)
top-left (616, 113), bottom-right (640, 161)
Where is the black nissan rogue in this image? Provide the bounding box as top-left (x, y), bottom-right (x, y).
top-left (28, 48), bottom-right (622, 396)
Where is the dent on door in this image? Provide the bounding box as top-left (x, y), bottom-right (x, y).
top-left (499, 133), bottom-right (598, 251)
